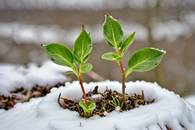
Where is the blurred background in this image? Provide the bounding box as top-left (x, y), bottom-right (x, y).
top-left (0, 0), bottom-right (195, 96)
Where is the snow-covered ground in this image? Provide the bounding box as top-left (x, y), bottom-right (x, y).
top-left (186, 96), bottom-right (195, 106)
top-left (0, 61), bottom-right (70, 95)
top-left (0, 81), bottom-right (194, 130)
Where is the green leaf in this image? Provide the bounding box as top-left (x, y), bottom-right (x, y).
top-left (65, 70), bottom-right (74, 75)
top-left (73, 27), bottom-right (92, 63)
top-left (101, 52), bottom-right (121, 62)
top-left (79, 100), bottom-right (96, 113)
top-left (103, 15), bottom-right (123, 48)
top-left (43, 44), bottom-right (74, 67)
top-left (106, 40), bottom-right (115, 48)
top-left (120, 32), bottom-right (136, 54)
top-left (80, 63), bottom-right (93, 73)
top-left (82, 54), bottom-right (91, 64)
top-left (127, 48), bottom-right (166, 74)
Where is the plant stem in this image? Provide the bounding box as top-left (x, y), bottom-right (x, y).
top-left (79, 73), bottom-right (88, 106)
top-left (115, 48), bottom-right (126, 102)
top-left (119, 60), bottom-right (126, 102)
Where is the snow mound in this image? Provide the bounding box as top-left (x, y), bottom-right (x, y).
top-left (0, 61), bottom-right (70, 95)
top-left (186, 96), bottom-right (195, 106)
top-left (0, 81), bottom-right (195, 130)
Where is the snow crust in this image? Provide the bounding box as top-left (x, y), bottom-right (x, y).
top-left (0, 81), bottom-right (195, 130)
top-left (0, 61), bottom-right (69, 95)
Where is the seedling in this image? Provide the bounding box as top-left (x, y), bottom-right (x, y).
top-left (102, 15), bottom-right (165, 103)
top-left (79, 99), bottom-right (96, 117)
top-left (43, 26), bottom-right (96, 115)
top-left (110, 96), bottom-right (124, 110)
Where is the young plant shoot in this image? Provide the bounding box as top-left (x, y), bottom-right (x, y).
top-left (43, 26), bottom-right (95, 117)
top-left (102, 15), bottom-right (165, 103)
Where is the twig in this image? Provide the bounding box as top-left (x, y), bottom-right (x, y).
top-left (141, 90), bottom-right (145, 100)
top-left (180, 123), bottom-right (188, 130)
top-left (157, 123), bottom-right (163, 130)
top-left (165, 125), bottom-right (172, 130)
top-left (58, 93), bottom-right (64, 108)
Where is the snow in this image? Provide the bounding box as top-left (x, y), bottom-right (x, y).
top-left (0, 23), bottom-right (66, 44)
top-left (0, 81), bottom-right (194, 130)
top-left (0, 22), bottom-right (147, 45)
top-left (152, 20), bottom-right (193, 42)
top-left (185, 96), bottom-right (195, 106)
top-left (1, 12), bottom-right (195, 45)
top-left (0, 61), bottom-right (70, 95)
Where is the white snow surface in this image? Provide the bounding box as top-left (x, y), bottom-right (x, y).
top-left (0, 81), bottom-right (195, 130)
top-left (0, 61), bottom-right (70, 95)
top-left (186, 96), bottom-right (195, 106)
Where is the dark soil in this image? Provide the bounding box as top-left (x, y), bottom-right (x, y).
top-left (0, 82), bottom-right (65, 110)
top-left (58, 86), bottom-right (155, 118)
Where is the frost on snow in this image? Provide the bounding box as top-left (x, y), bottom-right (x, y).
top-left (0, 61), bottom-right (70, 95)
top-left (0, 81), bottom-right (195, 130)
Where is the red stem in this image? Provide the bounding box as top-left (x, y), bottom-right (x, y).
top-left (79, 74), bottom-right (88, 106)
top-left (115, 48), bottom-right (126, 101)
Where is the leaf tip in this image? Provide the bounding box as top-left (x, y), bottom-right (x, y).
top-left (105, 13), bottom-right (110, 17)
top-left (161, 49), bottom-right (167, 54)
top-left (101, 54), bottom-right (105, 59)
top-left (81, 24), bottom-right (85, 31)
top-left (104, 14), bottom-right (113, 21)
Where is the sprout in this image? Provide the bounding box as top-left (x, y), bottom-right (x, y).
top-left (102, 15), bottom-right (165, 105)
top-left (43, 26), bottom-right (95, 116)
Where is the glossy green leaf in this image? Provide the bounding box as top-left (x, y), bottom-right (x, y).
top-left (83, 53), bottom-right (92, 64)
top-left (120, 32), bottom-right (136, 54)
top-left (80, 63), bottom-right (93, 73)
top-left (127, 48), bottom-right (165, 73)
top-left (79, 100), bottom-right (96, 113)
top-left (43, 44), bottom-right (74, 67)
top-left (73, 27), bottom-right (92, 63)
top-left (103, 15), bottom-right (123, 48)
top-left (101, 52), bottom-right (121, 62)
